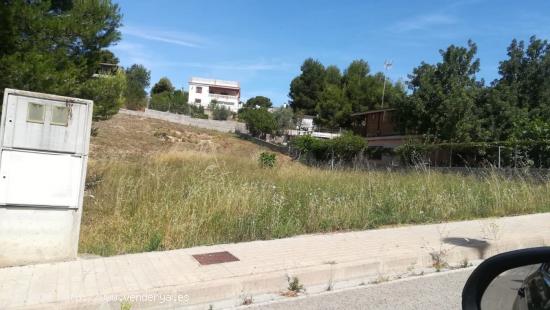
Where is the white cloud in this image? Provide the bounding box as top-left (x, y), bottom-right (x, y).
top-left (122, 26), bottom-right (206, 48)
top-left (390, 14), bottom-right (458, 33)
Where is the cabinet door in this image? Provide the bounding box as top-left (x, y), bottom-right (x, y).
top-left (2, 94), bottom-right (89, 154)
top-left (0, 150), bottom-right (83, 208)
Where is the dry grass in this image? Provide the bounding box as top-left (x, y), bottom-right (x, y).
top-left (90, 114), bottom-right (274, 160)
top-left (79, 114), bottom-right (550, 256)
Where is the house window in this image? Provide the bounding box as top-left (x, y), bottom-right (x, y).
top-left (195, 98), bottom-right (201, 103)
top-left (27, 103), bottom-right (45, 124)
top-left (196, 87), bottom-right (202, 94)
top-left (51, 106), bottom-right (70, 126)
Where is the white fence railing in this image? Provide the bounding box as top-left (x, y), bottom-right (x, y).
top-left (286, 130), bottom-right (341, 139)
top-left (209, 93), bottom-right (239, 102)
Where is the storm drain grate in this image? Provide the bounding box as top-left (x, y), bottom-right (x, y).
top-left (192, 251), bottom-right (240, 265)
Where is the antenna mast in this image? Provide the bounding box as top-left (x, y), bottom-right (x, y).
top-left (381, 60), bottom-right (393, 108)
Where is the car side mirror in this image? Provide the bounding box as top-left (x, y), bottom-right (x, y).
top-left (462, 247), bottom-right (550, 310)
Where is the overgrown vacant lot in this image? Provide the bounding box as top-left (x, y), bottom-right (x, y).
top-left (80, 114), bottom-right (550, 256)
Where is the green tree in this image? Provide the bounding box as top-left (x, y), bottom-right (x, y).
top-left (324, 65), bottom-right (342, 86)
top-left (477, 85), bottom-right (528, 141)
top-left (149, 89), bottom-right (189, 114)
top-left (343, 59), bottom-right (370, 112)
top-left (315, 84), bottom-right (348, 129)
top-left (316, 65), bottom-right (350, 129)
top-left (79, 69), bottom-right (126, 120)
top-left (473, 36), bottom-right (550, 142)
top-left (289, 58), bottom-right (326, 115)
top-left (151, 77), bottom-right (175, 95)
top-left (244, 96), bottom-right (273, 109)
top-left (272, 106), bottom-right (294, 134)
top-left (395, 41), bottom-right (483, 142)
top-left (494, 37), bottom-right (550, 120)
top-left (170, 90), bottom-right (189, 114)
top-left (0, 0), bottom-right (122, 99)
top-left (291, 132), bottom-right (367, 162)
top-left (341, 60), bottom-right (405, 112)
top-left (149, 92), bottom-right (172, 112)
top-left (124, 64), bottom-right (151, 110)
top-left (210, 100), bottom-right (231, 120)
top-left (240, 108), bottom-right (277, 137)
top-left (98, 50), bottom-right (120, 65)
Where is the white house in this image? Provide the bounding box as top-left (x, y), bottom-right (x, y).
top-left (188, 77), bottom-right (242, 112)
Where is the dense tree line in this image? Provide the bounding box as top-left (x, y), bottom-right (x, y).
top-left (289, 36), bottom-right (550, 148)
top-left (289, 58), bottom-right (406, 129)
top-left (395, 37), bottom-right (550, 145)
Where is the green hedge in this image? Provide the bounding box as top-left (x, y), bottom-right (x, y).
top-left (396, 141), bottom-right (550, 168)
top-left (291, 132), bottom-right (367, 162)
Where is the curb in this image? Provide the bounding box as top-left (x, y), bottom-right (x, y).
top-left (20, 235), bottom-right (548, 309)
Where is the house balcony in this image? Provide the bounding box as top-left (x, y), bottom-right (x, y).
top-left (210, 93), bottom-right (239, 101)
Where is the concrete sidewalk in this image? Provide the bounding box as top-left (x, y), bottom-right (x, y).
top-left (2, 213), bottom-right (550, 309)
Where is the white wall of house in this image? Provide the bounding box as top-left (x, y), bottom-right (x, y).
top-left (188, 77), bottom-right (242, 113)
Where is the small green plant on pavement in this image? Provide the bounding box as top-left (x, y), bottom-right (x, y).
top-left (288, 277), bottom-right (304, 293)
top-left (430, 250), bottom-right (449, 272)
top-left (120, 301), bottom-right (132, 310)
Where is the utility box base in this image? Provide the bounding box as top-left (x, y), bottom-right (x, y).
top-left (0, 208), bottom-right (81, 266)
top-left (0, 89), bottom-right (93, 267)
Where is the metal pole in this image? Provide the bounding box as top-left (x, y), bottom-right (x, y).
top-left (498, 146), bottom-right (501, 169)
top-left (381, 60), bottom-right (392, 109)
top-left (381, 77), bottom-right (387, 109)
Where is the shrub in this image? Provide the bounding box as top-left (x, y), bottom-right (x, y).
top-left (210, 102), bottom-right (231, 120)
top-left (149, 92), bottom-right (171, 111)
top-left (259, 152), bottom-right (276, 168)
top-left (124, 64), bottom-right (150, 111)
top-left (149, 90), bottom-right (190, 114)
top-left (151, 77), bottom-right (175, 95)
top-left (272, 107), bottom-right (295, 135)
top-left (170, 90), bottom-right (189, 114)
top-left (240, 108), bottom-right (277, 137)
top-left (291, 132), bottom-right (367, 162)
top-left (330, 132), bottom-right (368, 161)
top-left (78, 69), bottom-right (127, 120)
top-left (190, 105), bottom-right (208, 119)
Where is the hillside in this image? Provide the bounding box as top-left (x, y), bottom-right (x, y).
top-left (79, 113), bottom-right (550, 256)
top-left (89, 113), bottom-right (275, 161)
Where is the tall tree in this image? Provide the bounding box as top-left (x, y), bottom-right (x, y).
top-left (324, 65), bottom-right (342, 86)
top-left (124, 64), bottom-right (151, 110)
top-left (475, 36), bottom-right (550, 142)
top-left (496, 36), bottom-right (550, 120)
top-left (342, 59), bottom-right (370, 112)
top-left (315, 83), bottom-right (348, 129)
top-left (244, 96), bottom-right (273, 109)
top-left (395, 40), bottom-right (483, 142)
top-left (289, 58), bottom-right (325, 115)
top-left (151, 77), bottom-right (175, 95)
top-left (0, 0), bottom-right (122, 98)
top-left (240, 108), bottom-right (277, 137)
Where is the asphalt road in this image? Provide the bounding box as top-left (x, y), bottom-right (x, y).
top-left (246, 266), bottom-right (538, 310)
top-left (247, 269), bottom-right (473, 310)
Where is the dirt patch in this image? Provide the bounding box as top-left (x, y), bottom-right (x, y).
top-left (89, 113), bottom-right (290, 162)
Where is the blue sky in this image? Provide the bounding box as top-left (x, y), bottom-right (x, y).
top-left (113, 0), bottom-right (550, 105)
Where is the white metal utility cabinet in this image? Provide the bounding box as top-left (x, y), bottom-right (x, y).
top-left (0, 89), bottom-right (93, 267)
